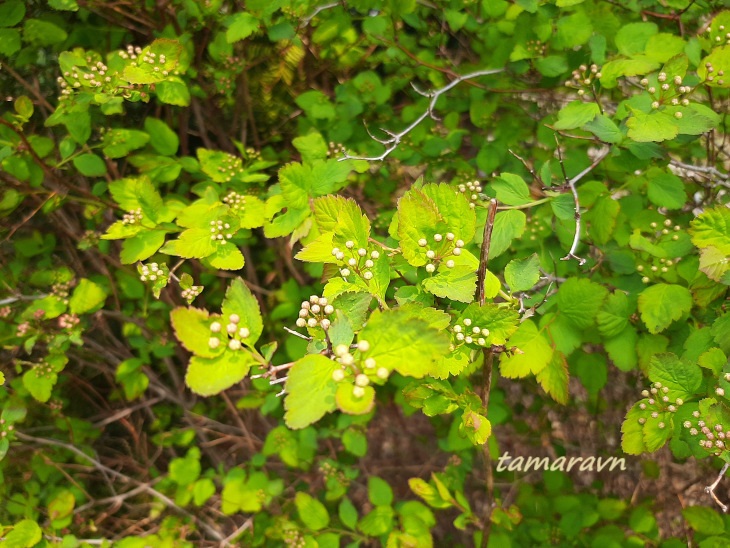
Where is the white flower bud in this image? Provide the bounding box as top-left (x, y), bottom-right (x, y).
top-left (358, 340), bottom-right (370, 352)
top-left (341, 268), bottom-right (351, 277)
top-left (355, 374), bottom-right (369, 387)
top-left (425, 264), bottom-right (435, 273)
top-left (418, 238), bottom-right (427, 247)
top-left (472, 326), bottom-right (481, 334)
top-left (376, 367), bottom-right (389, 379)
top-left (332, 369), bottom-right (345, 382)
top-left (227, 323), bottom-right (237, 334)
top-left (332, 247), bottom-right (340, 256)
top-left (301, 301), bottom-right (310, 309)
top-left (228, 339), bottom-right (241, 350)
top-left (463, 318), bottom-right (472, 326)
top-left (364, 358), bottom-right (376, 369)
top-left (477, 338), bottom-right (485, 346)
top-left (345, 241), bottom-right (354, 249)
top-left (310, 295), bottom-right (319, 303)
top-left (658, 422), bottom-right (665, 429)
top-left (365, 260), bottom-right (374, 268)
top-left (452, 248), bottom-right (462, 256)
top-left (307, 318), bottom-right (318, 327)
top-left (358, 248), bottom-right (367, 256)
top-left (229, 314), bottom-right (240, 324)
top-left (238, 327), bottom-right (250, 339)
top-left (210, 321), bottom-right (222, 333)
top-left (209, 337), bottom-right (220, 349)
top-left (453, 325), bottom-right (462, 333)
top-left (311, 304), bottom-right (321, 313)
top-left (324, 305), bottom-right (334, 315)
top-left (446, 260), bottom-right (455, 268)
top-left (320, 319), bottom-right (331, 329)
top-left (352, 386), bottom-right (365, 398)
top-left (455, 239), bottom-right (464, 247)
top-left (716, 387), bottom-right (725, 396)
top-left (651, 412), bottom-right (658, 418)
top-left (335, 344), bottom-right (349, 357)
top-left (641, 390), bottom-right (649, 397)
top-left (465, 336), bottom-right (473, 344)
top-left (675, 398), bottom-right (683, 405)
top-left (446, 233), bottom-right (455, 241)
top-left (363, 271), bottom-right (373, 280)
top-left (340, 353), bottom-right (354, 366)
top-left (336, 252), bottom-right (345, 260)
top-left (296, 318), bottom-right (306, 327)
top-left (371, 250), bottom-right (380, 259)
top-left (456, 333), bottom-right (464, 341)
top-left (434, 234), bottom-right (443, 242)
top-left (683, 421), bottom-right (692, 428)
top-left (299, 309), bottom-right (309, 318)
top-left (348, 258), bottom-right (357, 266)
top-left (481, 328), bottom-right (490, 336)
top-left (426, 250), bottom-right (435, 259)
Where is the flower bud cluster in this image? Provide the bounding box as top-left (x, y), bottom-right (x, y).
top-left (457, 181), bottom-right (482, 209)
top-left (704, 24), bottom-right (730, 48)
top-left (418, 233), bottom-right (464, 273)
top-left (452, 317), bottom-right (491, 347)
top-left (213, 154), bottom-right (244, 183)
top-left (636, 382), bottom-right (684, 429)
top-left (684, 410), bottom-right (730, 456)
top-left (0, 418), bottom-right (16, 439)
top-left (639, 72), bottom-right (694, 114)
top-left (526, 217), bottom-right (547, 242)
top-left (332, 241), bottom-right (380, 281)
top-left (565, 64), bottom-right (602, 96)
top-left (327, 141), bottom-right (347, 157)
top-left (703, 61), bottom-right (725, 85)
top-left (0, 306), bottom-right (11, 318)
top-left (52, 281), bottom-right (72, 305)
top-left (637, 219), bottom-right (683, 284)
top-left (295, 295), bottom-right (334, 330)
top-left (331, 340), bottom-right (389, 398)
top-left (181, 285), bottom-right (203, 302)
top-left (58, 313), bottom-right (80, 329)
top-left (139, 262), bottom-right (168, 283)
top-left (208, 313), bottom-right (250, 350)
top-left (223, 191), bottom-right (246, 212)
top-left (209, 219), bottom-right (235, 244)
top-left (282, 528), bottom-right (305, 548)
top-left (122, 209), bottom-right (144, 225)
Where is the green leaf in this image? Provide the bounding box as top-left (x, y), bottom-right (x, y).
top-left (48, 490), bottom-right (75, 523)
top-left (500, 320), bottom-right (553, 378)
top-left (226, 12), bottom-right (259, 43)
top-left (648, 353), bottom-right (702, 399)
top-left (536, 351), bottom-right (569, 404)
top-left (422, 266), bottom-right (476, 303)
top-left (638, 284), bottom-right (693, 334)
top-left (23, 19), bottom-right (67, 46)
top-left (396, 188), bottom-right (443, 267)
top-left (171, 307), bottom-right (223, 358)
top-left (457, 303), bottom-right (519, 345)
top-left (120, 230), bottom-right (167, 264)
top-left (699, 247), bottom-right (730, 282)
top-left (460, 410), bottom-right (491, 445)
top-left (0, 1), bottom-right (25, 27)
top-left (621, 403), bottom-right (648, 454)
top-left (586, 195), bottom-right (620, 245)
top-left (284, 354), bottom-right (338, 429)
top-left (296, 90), bottom-right (336, 119)
top-left (690, 207), bottom-right (730, 255)
top-left (68, 278), bottom-right (107, 314)
top-left (207, 244), bottom-right (245, 270)
top-left (108, 177), bottom-right (163, 222)
top-left (557, 278), bottom-right (608, 329)
top-left (169, 449), bottom-right (201, 485)
top-left (4, 519), bottom-right (42, 548)
top-left (626, 111), bottom-right (679, 143)
top-left (186, 350), bottom-right (256, 396)
top-left (339, 498), bottom-right (359, 529)
top-left (671, 103), bottom-right (720, 135)
top-left (115, 358), bottom-right (149, 400)
top-left (295, 492), bottom-right (330, 531)
top-left (336, 383), bottom-right (375, 415)
top-left (0, 28), bottom-right (21, 56)
top-left (646, 169), bottom-right (685, 210)
top-left (48, 0), bottom-right (79, 11)
top-left (584, 115), bottom-right (623, 144)
top-left (488, 210), bottom-right (526, 258)
top-left (144, 118), bottom-right (179, 156)
top-left (683, 506), bottom-right (725, 536)
top-left (490, 173), bottom-right (531, 206)
top-left (597, 292), bottom-right (632, 339)
top-left (102, 129), bottom-right (150, 159)
top-left (504, 253), bottom-right (540, 292)
top-left (292, 131), bottom-right (328, 162)
top-left (161, 228), bottom-right (217, 259)
top-left (23, 366), bottom-right (57, 403)
top-left (221, 278), bottom-right (263, 345)
top-left (421, 183), bottom-right (477, 242)
top-left (553, 101), bottom-right (600, 130)
top-left (698, 46), bottom-right (730, 88)
top-left (359, 308), bottom-right (450, 378)
top-left (615, 22), bottom-right (658, 56)
top-left (72, 153), bottom-right (107, 176)
top-left (156, 78), bottom-right (190, 106)
top-left (358, 506), bottom-right (395, 536)
top-left (368, 477), bottom-right (394, 507)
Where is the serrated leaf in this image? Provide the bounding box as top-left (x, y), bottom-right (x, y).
top-left (295, 492), bottom-right (330, 531)
top-left (638, 284), bottom-right (692, 334)
top-left (421, 183), bottom-right (477, 242)
top-left (186, 350), bottom-right (256, 396)
top-left (3, 519), bottom-right (42, 548)
top-left (584, 115), bottom-right (623, 144)
top-left (171, 307), bottom-right (224, 358)
top-left (358, 309), bottom-right (450, 378)
top-left (69, 279), bottom-right (107, 314)
top-left (422, 266), bottom-right (476, 303)
top-left (226, 12), bottom-right (259, 43)
top-left (457, 304), bottom-right (519, 345)
top-left (626, 110), bottom-right (679, 142)
top-left (221, 278), bottom-right (263, 345)
top-left (557, 278), bottom-right (608, 329)
top-left (597, 292), bottom-right (632, 338)
top-left (397, 189), bottom-right (443, 267)
top-left (648, 353), bottom-right (702, 399)
top-left (621, 403), bottom-right (648, 454)
top-left (108, 177), bottom-right (163, 222)
top-left (284, 354), bottom-right (338, 429)
top-left (120, 230), bottom-right (167, 264)
top-left (500, 320), bottom-right (553, 378)
top-left (23, 367), bottom-right (57, 402)
top-left (207, 244), bottom-right (245, 270)
top-left (536, 351), bottom-right (569, 404)
top-left (553, 100), bottom-right (600, 130)
top-left (646, 170), bottom-right (686, 210)
top-left (488, 210), bottom-right (526, 258)
top-left (690, 207), bottom-right (730, 255)
top-left (504, 253), bottom-right (540, 292)
top-left (161, 228), bottom-right (217, 259)
top-left (699, 246), bottom-right (730, 282)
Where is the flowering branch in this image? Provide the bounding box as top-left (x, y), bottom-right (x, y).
top-left (340, 67), bottom-right (504, 162)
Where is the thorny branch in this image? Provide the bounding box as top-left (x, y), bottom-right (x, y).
top-left (340, 68), bottom-right (504, 162)
top-left (554, 143), bottom-right (611, 265)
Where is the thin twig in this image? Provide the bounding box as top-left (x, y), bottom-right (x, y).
top-left (341, 68), bottom-right (504, 162)
top-left (15, 432), bottom-right (225, 541)
top-left (705, 462), bottom-right (730, 513)
top-left (219, 518), bottom-right (254, 547)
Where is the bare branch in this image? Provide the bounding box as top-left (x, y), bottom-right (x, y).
top-left (341, 68), bottom-right (504, 162)
top-left (705, 462), bottom-right (730, 513)
top-left (668, 160), bottom-right (730, 188)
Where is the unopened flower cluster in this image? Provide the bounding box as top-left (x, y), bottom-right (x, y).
top-left (327, 141), bottom-right (347, 158)
top-left (451, 317), bottom-right (490, 349)
top-left (213, 154), bottom-right (244, 183)
top-left (138, 262), bottom-right (168, 283)
top-left (704, 24), bottom-right (730, 47)
top-left (637, 219), bottom-right (683, 284)
top-left (418, 232), bottom-right (465, 273)
top-left (210, 219), bottom-right (235, 244)
top-left (30, 359), bottom-right (55, 380)
top-left (208, 313), bottom-right (250, 351)
top-left (639, 72), bottom-right (694, 115)
top-left (58, 313), bottom-right (80, 329)
top-left (331, 341), bottom-right (389, 399)
top-left (52, 281), bottom-right (72, 305)
top-left (635, 381), bottom-right (685, 430)
top-left (119, 45), bottom-right (171, 76)
top-left (296, 295), bottom-right (334, 330)
top-left (683, 387), bottom-right (730, 456)
top-left (0, 418), bottom-right (15, 439)
top-left (457, 181), bottom-right (482, 209)
top-left (565, 64), bottom-right (602, 96)
top-left (223, 191), bottom-right (247, 212)
top-left (181, 285), bottom-right (203, 302)
top-left (58, 56), bottom-right (111, 98)
top-left (331, 241), bottom-right (380, 281)
top-left (122, 209), bottom-right (144, 225)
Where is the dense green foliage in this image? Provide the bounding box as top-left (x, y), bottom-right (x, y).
top-left (2, 0), bottom-right (730, 546)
